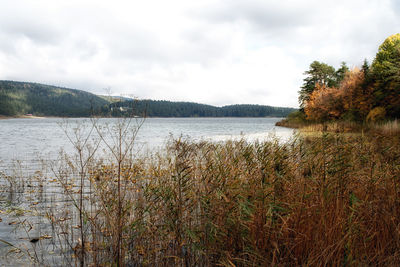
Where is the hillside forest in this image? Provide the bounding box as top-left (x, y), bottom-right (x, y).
top-left (0, 81), bottom-right (295, 118)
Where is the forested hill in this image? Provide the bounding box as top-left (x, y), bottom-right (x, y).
top-left (0, 80), bottom-right (110, 116)
top-left (110, 100), bottom-right (296, 117)
top-left (0, 80), bottom-right (296, 117)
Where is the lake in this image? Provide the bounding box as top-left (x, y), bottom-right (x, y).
top-left (0, 117), bottom-right (293, 170)
top-left (0, 117), bottom-right (293, 265)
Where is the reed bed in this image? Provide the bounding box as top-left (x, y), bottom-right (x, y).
top-left (43, 126), bottom-right (400, 266)
top-left (279, 119), bottom-right (400, 136)
top-left (372, 119), bottom-right (400, 135)
top-left (2, 118), bottom-right (400, 266)
top-left (298, 121), bottom-right (364, 133)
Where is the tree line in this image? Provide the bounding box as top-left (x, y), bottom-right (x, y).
top-left (110, 100), bottom-right (296, 117)
top-left (297, 33), bottom-right (400, 123)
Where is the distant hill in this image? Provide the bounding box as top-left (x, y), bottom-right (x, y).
top-left (0, 81), bottom-right (110, 116)
top-left (0, 80), bottom-right (296, 117)
top-left (110, 99), bottom-right (296, 117)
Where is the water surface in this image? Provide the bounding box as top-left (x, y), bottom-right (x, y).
top-left (0, 117), bottom-right (293, 167)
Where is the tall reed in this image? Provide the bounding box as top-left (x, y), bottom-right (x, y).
top-left (38, 121), bottom-right (400, 266)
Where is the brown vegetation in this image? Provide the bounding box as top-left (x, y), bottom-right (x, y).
top-left (44, 124), bottom-right (400, 266)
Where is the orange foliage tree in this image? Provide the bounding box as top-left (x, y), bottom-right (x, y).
top-left (339, 68), bottom-right (372, 121)
top-left (304, 83), bottom-right (344, 121)
top-left (304, 68), bottom-right (373, 122)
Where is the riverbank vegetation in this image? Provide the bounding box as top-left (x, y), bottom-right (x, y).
top-left (279, 33), bottom-right (400, 130)
top-left (5, 122), bottom-right (397, 266)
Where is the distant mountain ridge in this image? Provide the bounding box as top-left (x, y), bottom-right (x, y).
top-left (0, 80), bottom-right (296, 117)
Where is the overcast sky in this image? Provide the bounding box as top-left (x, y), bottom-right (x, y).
top-left (0, 0), bottom-right (399, 108)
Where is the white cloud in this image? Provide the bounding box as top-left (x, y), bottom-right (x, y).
top-left (0, 0), bottom-right (399, 108)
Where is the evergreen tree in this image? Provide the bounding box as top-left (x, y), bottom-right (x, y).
top-left (298, 61), bottom-right (337, 108)
top-left (335, 61), bottom-right (349, 84)
top-left (371, 33), bottom-right (400, 118)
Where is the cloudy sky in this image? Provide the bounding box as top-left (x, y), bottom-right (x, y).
top-left (0, 0), bottom-right (399, 108)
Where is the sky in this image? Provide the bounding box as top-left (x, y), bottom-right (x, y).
top-left (0, 0), bottom-right (399, 108)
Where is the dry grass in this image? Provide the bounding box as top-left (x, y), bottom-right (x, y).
top-left (40, 124), bottom-right (400, 266)
top-left (298, 121), bottom-right (364, 133)
top-left (372, 119), bottom-right (400, 135)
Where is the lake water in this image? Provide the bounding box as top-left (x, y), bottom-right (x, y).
top-left (0, 117), bottom-right (293, 171)
top-left (0, 117), bottom-right (294, 265)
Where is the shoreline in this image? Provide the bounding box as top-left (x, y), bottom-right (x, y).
top-left (0, 115), bottom-right (47, 120)
top-left (0, 115), bottom-right (288, 120)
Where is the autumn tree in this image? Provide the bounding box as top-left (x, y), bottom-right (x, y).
top-left (339, 68), bottom-right (372, 121)
top-left (304, 84), bottom-right (344, 122)
top-left (304, 68), bottom-right (372, 122)
top-left (298, 33), bottom-right (400, 123)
